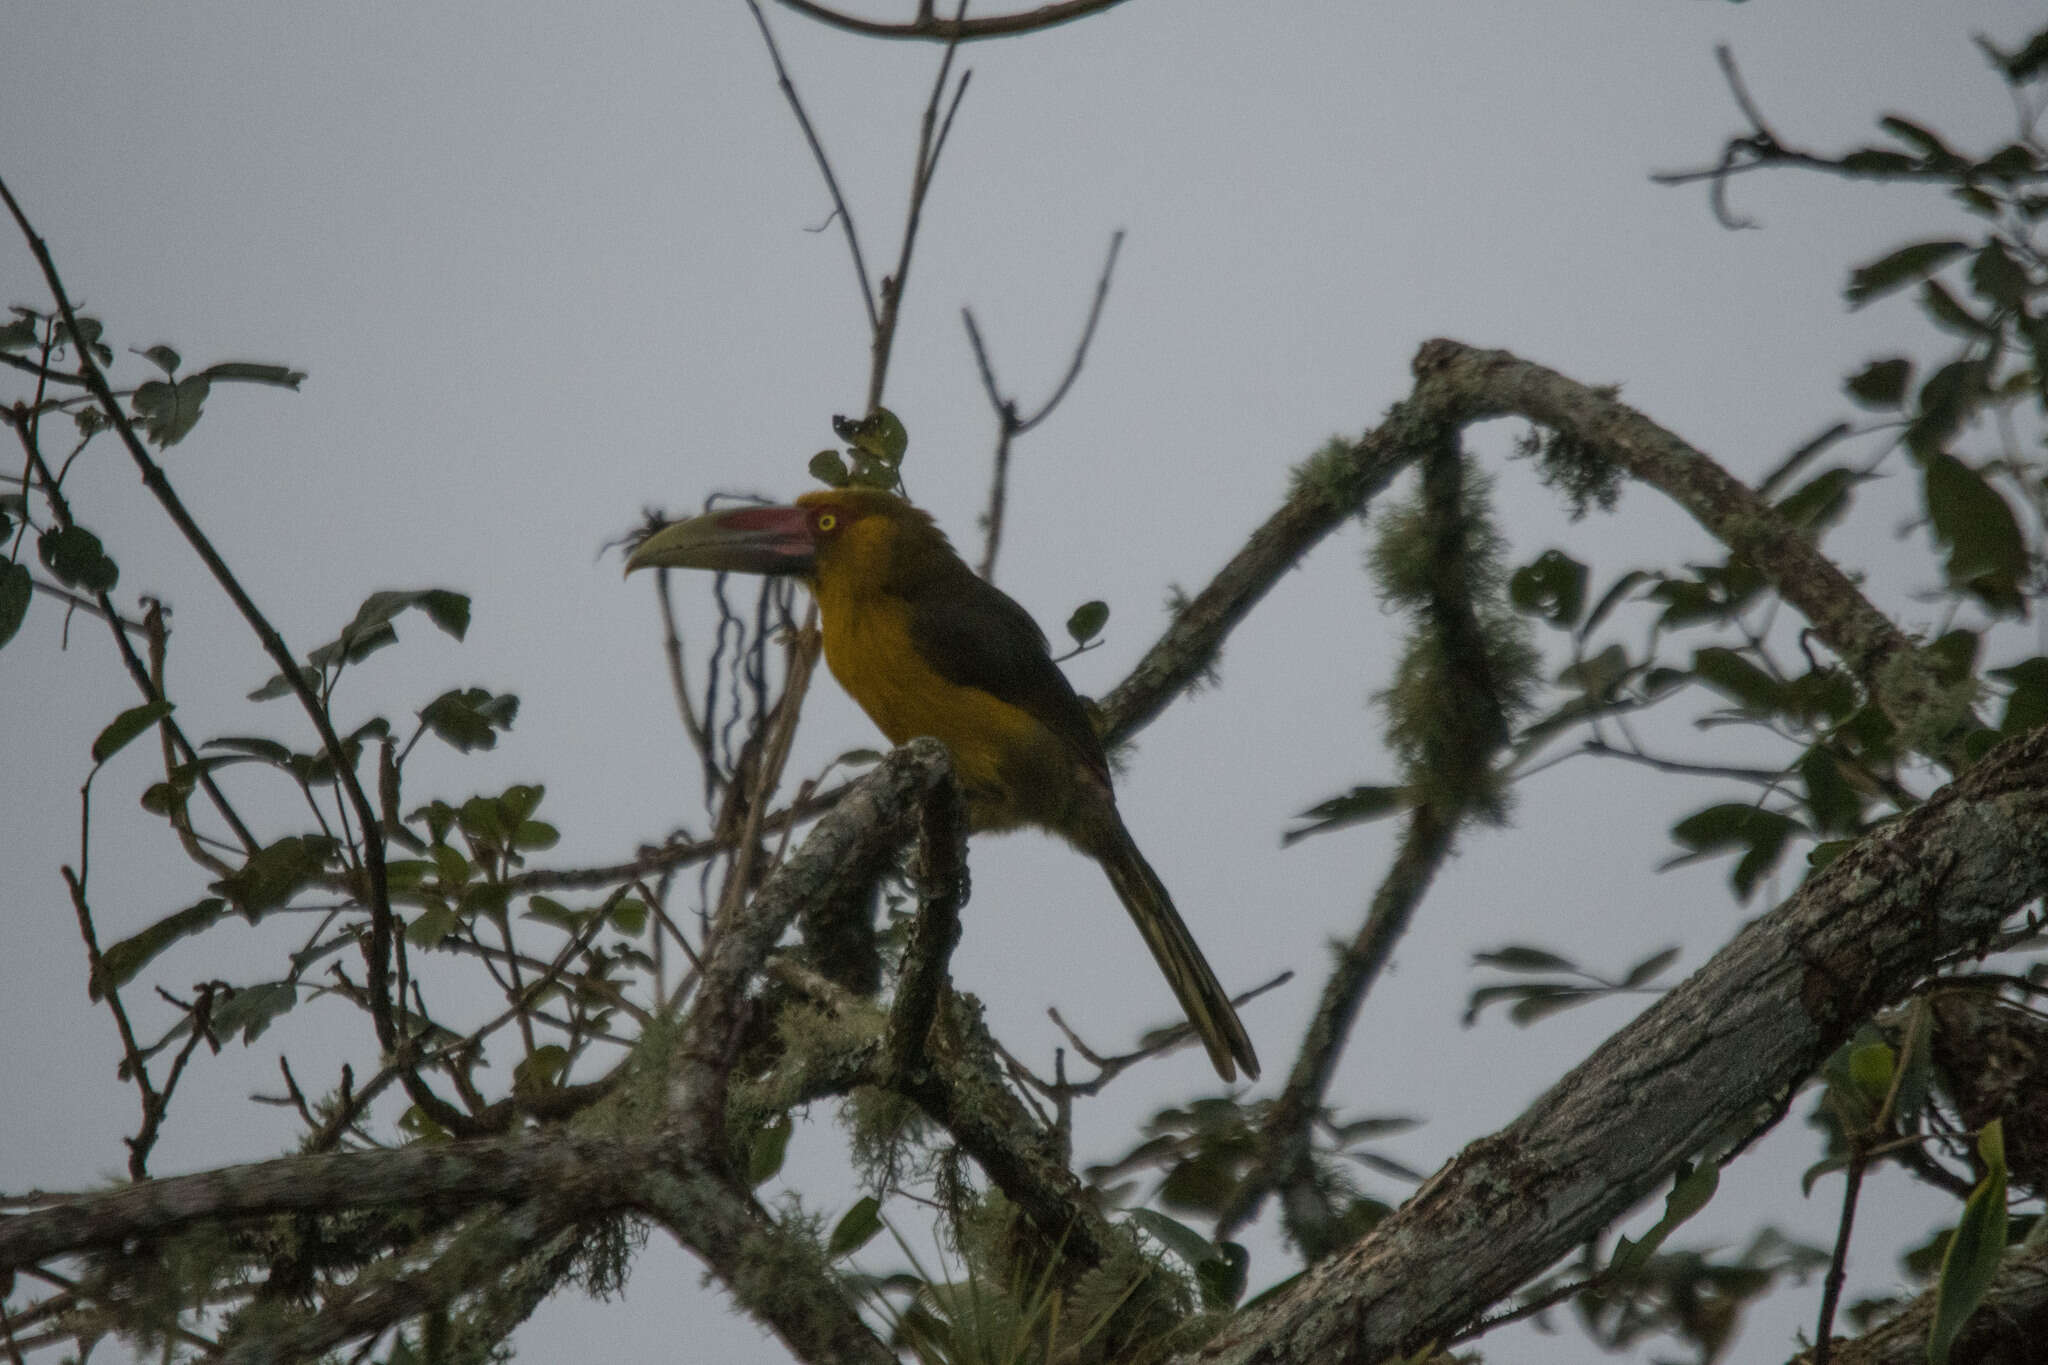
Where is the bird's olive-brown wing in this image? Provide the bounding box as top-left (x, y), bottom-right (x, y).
top-left (898, 567), bottom-right (1111, 783)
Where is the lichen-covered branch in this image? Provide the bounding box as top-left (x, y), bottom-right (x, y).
top-left (0, 1133), bottom-right (652, 1271)
top-left (1193, 724), bottom-right (2048, 1364)
top-left (668, 739), bottom-right (958, 1148)
top-left (1408, 339), bottom-right (1968, 764)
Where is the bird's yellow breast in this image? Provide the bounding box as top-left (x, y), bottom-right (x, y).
top-left (814, 577), bottom-right (1038, 807)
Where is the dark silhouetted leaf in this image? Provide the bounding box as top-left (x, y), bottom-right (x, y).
top-left (1843, 357), bottom-right (1912, 408)
top-left (513, 1044), bottom-right (569, 1096)
top-left (211, 835), bottom-right (338, 919)
top-left (1283, 784), bottom-right (1409, 845)
top-left (1968, 239), bottom-right (2031, 310)
top-left (140, 344), bottom-right (180, 374)
top-left (92, 898), bottom-right (226, 999)
top-left (1474, 945), bottom-right (1577, 973)
top-left (1066, 599), bottom-right (1109, 645)
top-left (420, 687), bottom-right (520, 752)
top-left (828, 1196), bottom-right (884, 1259)
top-left (198, 360), bottom-right (306, 389)
top-left (1621, 946), bottom-right (1680, 989)
top-left (211, 982), bottom-right (298, 1045)
top-left (92, 700), bottom-right (173, 765)
top-left (1844, 239), bottom-right (1968, 308)
top-left (1924, 454), bottom-right (2026, 607)
top-left (748, 1113), bottom-right (792, 1186)
top-left (0, 560), bottom-right (32, 650)
top-left (38, 525), bottom-right (118, 592)
top-left (1992, 657), bottom-right (2048, 736)
top-left (1693, 647), bottom-right (1781, 712)
top-left (1509, 548), bottom-right (1587, 627)
top-left (1611, 1161), bottom-right (1720, 1276)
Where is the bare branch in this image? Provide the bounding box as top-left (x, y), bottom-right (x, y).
top-left (775, 0), bottom-right (1134, 42)
top-left (743, 0), bottom-right (878, 330)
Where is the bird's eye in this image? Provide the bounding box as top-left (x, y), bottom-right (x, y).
top-left (815, 512), bottom-right (838, 533)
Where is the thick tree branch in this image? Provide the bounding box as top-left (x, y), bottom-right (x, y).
top-left (667, 740), bottom-right (958, 1148)
top-left (0, 1133), bottom-right (651, 1271)
top-left (1194, 724), bottom-right (2048, 1364)
top-left (886, 762), bottom-right (969, 1078)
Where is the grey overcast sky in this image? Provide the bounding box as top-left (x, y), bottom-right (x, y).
top-left (4, 2), bottom-right (2039, 1360)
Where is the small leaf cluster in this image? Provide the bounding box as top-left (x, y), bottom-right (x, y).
top-left (809, 406), bottom-right (909, 490)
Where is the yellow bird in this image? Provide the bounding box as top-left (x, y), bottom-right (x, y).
top-left (629, 488), bottom-right (1258, 1081)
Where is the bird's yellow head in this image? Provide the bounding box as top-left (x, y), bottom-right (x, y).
top-left (625, 487), bottom-right (946, 587)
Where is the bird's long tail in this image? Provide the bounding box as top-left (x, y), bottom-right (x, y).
top-left (1093, 819), bottom-right (1260, 1082)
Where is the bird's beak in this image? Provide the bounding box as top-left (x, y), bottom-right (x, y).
top-left (624, 505), bottom-right (816, 577)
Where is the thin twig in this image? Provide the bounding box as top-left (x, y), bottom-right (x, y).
top-left (743, 0), bottom-right (878, 331)
top-left (967, 228), bottom-right (1123, 578)
top-left (773, 0), bottom-right (1132, 42)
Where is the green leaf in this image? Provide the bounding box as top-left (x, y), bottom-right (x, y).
top-left (139, 344), bottom-right (180, 374)
top-left (1620, 946), bottom-right (1680, 989)
top-left (608, 898), bottom-right (648, 935)
top-left (0, 315), bottom-right (37, 352)
top-left (1509, 549), bottom-right (1588, 627)
top-left (513, 1044), bottom-right (569, 1096)
top-left (808, 449), bottom-right (850, 487)
top-left (1844, 357), bottom-right (1913, 408)
top-left (1580, 569), bottom-right (1651, 638)
top-left (827, 1196), bottom-right (884, 1259)
top-left (1065, 599), bottom-right (1109, 646)
top-left (419, 687), bottom-right (520, 752)
top-left (1847, 1041), bottom-right (1895, 1107)
top-left (1991, 657), bottom-right (2048, 735)
top-left (211, 981), bottom-right (299, 1044)
top-left (1924, 454), bottom-right (2026, 608)
top-left (513, 819), bottom-right (559, 851)
top-left (1558, 642), bottom-right (1630, 696)
top-left (524, 895), bottom-right (581, 932)
top-left (0, 560), bottom-right (34, 651)
top-left (1473, 945), bottom-right (1577, 973)
top-left (1968, 239), bottom-right (2031, 311)
top-left (92, 898), bottom-right (226, 999)
top-left (92, 700), bottom-right (173, 765)
top-left (833, 407), bottom-right (908, 465)
top-left (1667, 804), bottom-right (1802, 902)
top-left (211, 835), bottom-right (338, 919)
top-left (1928, 1119), bottom-right (2008, 1365)
top-left (748, 1112), bottom-right (793, 1186)
top-left (1877, 117), bottom-right (1964, 168)
top-left (38, 525), bottom-right (118, 592)
top-left (198, 360), bottom-right (306, 389)
top-left (1844, 239), bottom-right (1969, 308)
top-left (1282, 784), bottom-right (1409, 845)
top-left (1775, 467), bottom-right (1858, 536)
top-left (406, 905), bottom-right (461, 949)
top-left (1128, 1208), bottom-right (1218, 1271)
top-left (55, 315), bottom-right (111, 365)
top-left (131, 374), bottom-right (211, 446)
top-left (1611, 1161), bottom-right (1720, 1276)
top-left (1692, 647), bottom-right (1781, 712)
top-left (1798, 748), bottom-right (1861, 834)
top-left (1195, 1241), bottom-right (1250, 1310)
top-left (202, 735), bottom-right (295, 767)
